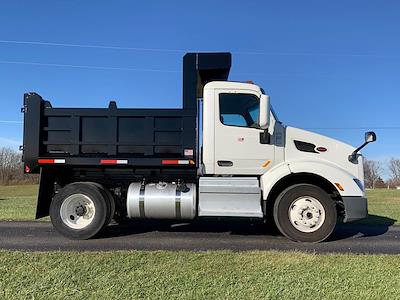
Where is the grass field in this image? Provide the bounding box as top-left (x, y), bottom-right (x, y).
top-left (0, 185), bottom-right (398, 224)
top-left (0, 185), bottom-right (399, 300)
top-left (0, 250), bottom-right (400, 300)
top-left (359, 189), bottom-right (400, 225)
top-left (0, 185), bottom-right (38, 221)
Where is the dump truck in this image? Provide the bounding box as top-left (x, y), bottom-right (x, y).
top-left (21, 52), bottom-right (375, 242)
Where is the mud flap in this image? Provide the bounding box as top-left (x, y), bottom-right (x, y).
top-left (36, 168), bottom-right (55, 219)
top-left (343, 196), bottom-right (368, 222)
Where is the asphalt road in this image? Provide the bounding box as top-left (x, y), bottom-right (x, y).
top-left (0, 220), bottom-right (399, 254)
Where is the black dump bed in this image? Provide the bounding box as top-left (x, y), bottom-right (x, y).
top-left (22, 53), bottom-right (231, 175)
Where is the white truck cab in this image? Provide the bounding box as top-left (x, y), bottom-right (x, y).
top-left (200, 80), bottom-right (374, 242)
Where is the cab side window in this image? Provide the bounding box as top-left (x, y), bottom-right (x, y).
top-left (219, 93), bottom-right (260, 128)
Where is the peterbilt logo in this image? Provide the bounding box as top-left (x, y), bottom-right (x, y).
top-left (315, 147), bottom-right (327, 153)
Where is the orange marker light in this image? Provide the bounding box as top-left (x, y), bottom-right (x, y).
top-left (262, 160), bottom-right (271, 168)
top-left (335, 183), bottom-right (344, 191)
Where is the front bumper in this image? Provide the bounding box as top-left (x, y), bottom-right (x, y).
top-left (342, 196), bottom-right (368, 222)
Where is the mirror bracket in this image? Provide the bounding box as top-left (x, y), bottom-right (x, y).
top-left (348, 151), bottom-right (363, 164)
top-left (260, 129), bottom-right (271, 144)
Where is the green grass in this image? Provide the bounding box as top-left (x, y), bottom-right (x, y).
top-left (0, 250), bottom-right (399, 300)
top-left (358, 189), bottom-right (400, 225)
top-left (0, 185), bottom-right (38, 221)
top-left (0, 185), bottom-right (399, 224)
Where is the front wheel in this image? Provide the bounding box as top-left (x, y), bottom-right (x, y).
top-left (49, 182), bottom-right (108, 239)
top-left (273, 184), bottom-right (337, 243)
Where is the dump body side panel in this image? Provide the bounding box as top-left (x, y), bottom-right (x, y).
top-left (22, 93), bottom-right (197, 175)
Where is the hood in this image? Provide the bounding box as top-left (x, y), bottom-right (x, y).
top-left (285, 126), bottom-right (363, 180)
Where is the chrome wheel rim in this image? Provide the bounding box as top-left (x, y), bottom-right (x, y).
top-left (60, 194), bottom-right (96, 229)
top-left (288, 196), bottom-right (325, 233)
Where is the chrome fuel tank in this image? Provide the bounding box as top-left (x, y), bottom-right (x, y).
top-left (127, 182), bottom-right (196, 219)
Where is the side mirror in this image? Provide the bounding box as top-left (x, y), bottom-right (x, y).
top-left (259, 94), bottom-right (270, 130)
top-left (365, 131), bottom-right (376, 143)
top-left (348, 131), bottom-right (377, 163)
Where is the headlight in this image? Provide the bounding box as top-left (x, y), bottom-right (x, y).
top-left (353, 178), bottom-right (365, 192)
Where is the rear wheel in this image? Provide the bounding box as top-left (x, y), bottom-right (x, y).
top-left (50, 182), bottom-right (108, 239)
top-left (273, 184), bottom-right (337, 242)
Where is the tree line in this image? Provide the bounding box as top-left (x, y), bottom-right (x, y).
top-left (363, 158), bottom-right (400, 189)
top-left (0, 147), bottom-right (38, 185)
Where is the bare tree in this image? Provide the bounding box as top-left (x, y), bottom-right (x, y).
top-left (388, 158), bottom-right (400, 187)
top-left (363, 159), bottom-right (382, 189)
top-left (0, 147), bottom-right (38, 185)
top-left (0, 147), bottom-right (21, 184)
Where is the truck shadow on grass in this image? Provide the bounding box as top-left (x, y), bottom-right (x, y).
top-left (98, 214), bottom-right (396, 241)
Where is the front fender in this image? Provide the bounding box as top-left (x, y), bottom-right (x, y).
top-left (260, 159), bottom-right (364, 200)
top-left (287, 159), bottom-right (364, 197)
top-left (260, 162), bottom-right (292, 200)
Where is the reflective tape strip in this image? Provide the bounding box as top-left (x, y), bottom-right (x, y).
top-left (100, 159), bottom-right (128, 165)
top-left (38, 159), bottom-right (65, 164)
top-left (175, 189), bottom-right (181, 219)
top-left (162, 160), bottom-right (179, 165)
top-left (139, 184), bottom-right (146, 218)
top-left (54, 159), bottom-right (66, 164)
top-left (162, 160), bottom-right (193, 165)
top-left (38, 159), bottom-right (53, 164)
top-left (116, 160), bottom-right (128, 164)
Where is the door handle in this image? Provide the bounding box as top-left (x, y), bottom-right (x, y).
top-left (217, 160), bottom-right (233, 167)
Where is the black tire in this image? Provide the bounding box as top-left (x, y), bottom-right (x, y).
top-left (273, 184), bottom-right (337, 243)
top-left (264, 206), bottom-right (280, 234)
top-left (49, 182), bottom-right (108, 240)
top-left (102, 186), bottom-right (116, 225)
top-left (87, 183), bottom-right (115, 228)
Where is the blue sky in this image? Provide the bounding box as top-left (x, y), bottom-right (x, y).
top-left (0, 1), bottom-right (399, 171)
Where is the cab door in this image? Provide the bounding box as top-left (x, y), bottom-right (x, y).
top-left (214, 90), bottom-right (274, 175)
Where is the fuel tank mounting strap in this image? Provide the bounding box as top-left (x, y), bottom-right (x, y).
top-left (139, 184), bottom-right (145, 218)
top-left (175, 189), bottom-right (181, 219)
